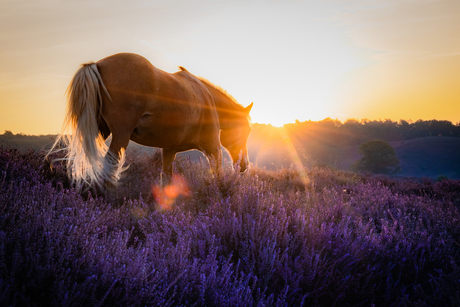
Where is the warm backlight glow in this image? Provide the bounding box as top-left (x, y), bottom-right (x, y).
top-left (251, 125), bottom-right (310, 183)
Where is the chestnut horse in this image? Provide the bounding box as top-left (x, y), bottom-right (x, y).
top-left (50, 53), bottom-right (252, 189)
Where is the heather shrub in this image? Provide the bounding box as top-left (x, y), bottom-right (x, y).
top-left (1, 147), bottom-right (459, 306)
top-left (116, 148), bottom-right (163, 202)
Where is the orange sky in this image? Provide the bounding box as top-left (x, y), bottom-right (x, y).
top-left (1, 0), bottom-right (459, 134)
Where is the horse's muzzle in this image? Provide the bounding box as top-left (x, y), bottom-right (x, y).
top-left (239, 160), bottom-right (249, 172)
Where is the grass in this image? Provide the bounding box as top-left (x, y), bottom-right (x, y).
top-left (1, 146), bottom-right (460, 306)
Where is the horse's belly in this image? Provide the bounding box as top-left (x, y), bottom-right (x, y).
top-left (131, 130), bottom-right (195, 149)
top-left (130, 115), bottom-right (199, 149)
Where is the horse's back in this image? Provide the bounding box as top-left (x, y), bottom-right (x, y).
top-left (96, 53), bottom-right (210, 109)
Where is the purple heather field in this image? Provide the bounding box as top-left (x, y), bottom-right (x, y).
top-left (1, 147), bottom-right (460, 306)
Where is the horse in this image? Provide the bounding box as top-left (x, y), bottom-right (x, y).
top-left (49, 52), bottom-right (253, 189)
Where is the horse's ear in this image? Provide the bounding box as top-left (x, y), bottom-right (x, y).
top-left (244, 102), bottom-right (253, 114)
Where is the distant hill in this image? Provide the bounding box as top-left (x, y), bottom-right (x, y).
top-left (333, 136), bottom-right (460, 179)
top-left (392, 137), bottom-right (460, 179)
top-left (0, 132), bottom-right (56, 152)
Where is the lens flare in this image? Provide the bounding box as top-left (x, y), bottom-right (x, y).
top-left (152, 174), bottom-right (191, 210)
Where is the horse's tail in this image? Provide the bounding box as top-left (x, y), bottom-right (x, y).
top-left (48, 62), bottom-right (123, 189)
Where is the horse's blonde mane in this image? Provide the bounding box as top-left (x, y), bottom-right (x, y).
top-left (198, 77), bottom-right (242, 107)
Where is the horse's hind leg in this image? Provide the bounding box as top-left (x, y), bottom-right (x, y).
top-left (104, 132), bottom-right (131, 179)
top-left (104, 131), bottom-right (131, 202)
top-left (97, 115), bottom-right (111, 140)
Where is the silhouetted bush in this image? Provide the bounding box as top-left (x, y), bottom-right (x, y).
top-left (352, 140), bottom-right (400, 174)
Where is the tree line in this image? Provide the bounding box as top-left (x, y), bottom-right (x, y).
top-left (284, 118), bottom-right (460, 148)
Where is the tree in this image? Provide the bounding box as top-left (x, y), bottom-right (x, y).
top-left (352, 140), bottom-right (400, 174)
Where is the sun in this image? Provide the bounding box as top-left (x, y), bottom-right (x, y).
top-left (251, 113), bottom-right (287, 127)
top-left (248, 96), bottom-right (333, 127)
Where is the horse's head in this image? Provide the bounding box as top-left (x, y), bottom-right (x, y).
top-left (220, 102), bottom-right (253, 172)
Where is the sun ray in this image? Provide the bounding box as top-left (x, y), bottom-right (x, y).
top-left (280, 127), bottom-right (310, 185)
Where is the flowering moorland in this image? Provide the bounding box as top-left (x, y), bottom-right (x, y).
top-left (1, 147), bottom-right (459, 306)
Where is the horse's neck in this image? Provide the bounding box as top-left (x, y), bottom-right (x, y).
top-left (215, 99), bottom-right (237, 129)
top-left (202, 82), bottom-right (237, 129)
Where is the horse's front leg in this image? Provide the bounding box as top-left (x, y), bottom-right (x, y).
top-left (161, 148), bottom-right (177, 185)
top-left (204, 146), bottom-right (222, 176)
